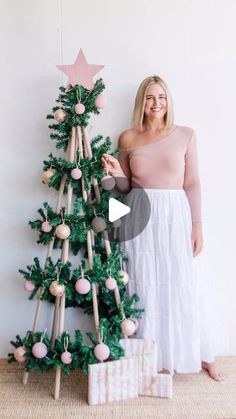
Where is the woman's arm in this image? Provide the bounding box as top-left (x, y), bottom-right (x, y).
top-left (101, 131), bottom-right (131, 193)
top-left (183, 130), bottom-right (202, 224)
top-left (183, 129), bottom-right (203, 256)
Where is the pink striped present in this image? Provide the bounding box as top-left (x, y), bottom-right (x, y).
top-left (88, 357), bottom-right (139, 405)
top-left (120, 338), bottom-right (173, 398)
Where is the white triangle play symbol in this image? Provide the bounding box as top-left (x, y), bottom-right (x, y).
top-left (108, 198), bottom-right (130, 222)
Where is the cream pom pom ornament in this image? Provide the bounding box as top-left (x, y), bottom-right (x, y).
top-left (55, 223), bottom-right (71, 240)
top-left (54, 108), bottom-right (66, 123)
top-left (14, 346), bottom-right (27, 363)
top-left (94, 342), bottom-right (110, 362)
top-left (121, 318), bottom-right (136, 336)
top-left (91, 216), bottom-right (106, 233)
top-left (49, 280), bottom-right (65, 297)
top-left (41, 168), bottom-right (56, 184)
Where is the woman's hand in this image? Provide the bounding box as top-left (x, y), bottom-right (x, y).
top-left (101, 154), bottom-right (125, 177)
top-left (191, 223), bottom-right (204, 257)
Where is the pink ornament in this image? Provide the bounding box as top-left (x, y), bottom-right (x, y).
top-left (32, 342), bottom-right (48, 359)
top-left (105, 277), bottom-right (117, 290)
top-left (100, 175), bottom-right (115, 191)
top-left (118, 270), bottom-right (129, 285)
top-left (94, 343), bottom-right (110, 361)
top-left (60, 351), bottom-right (72, 365)
top-left (71, 168), bottom-right (82, 180)
top-left (75, 103), bottom-right (85, 114)
top-left (24, 280), bottom-right (35, 292)
top-left (91, 217), bottom-right (106, 233)
top-left (75, 277), bottom-right (91, 294)
top-left (14, 346), bottom-right (26, 363)
top-left (54, 109), bottom-right (66, 123)
top-left (49, 280), bottom-right (65, 297)
top-left (41, 221), bottom-right (52, 233)
top-left (41, 169), bottom-right (56, 184)
top-left (95, 94), bottom-right (107, 109)
top-left (121, 319), bottom-right (136, 336)
top-left (55, 223), bottom-right (71, 240)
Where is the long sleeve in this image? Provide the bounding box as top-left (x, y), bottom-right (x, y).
top-left (183, 130), bottom-right (202, 223)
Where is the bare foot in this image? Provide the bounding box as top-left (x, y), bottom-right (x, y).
top-left (201, 361), bottom-right (224, 381)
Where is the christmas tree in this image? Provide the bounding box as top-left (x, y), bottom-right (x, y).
top-left (8, 49), bottom-right (143, 400)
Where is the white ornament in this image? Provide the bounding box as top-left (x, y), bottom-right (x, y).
top-left (105, 277), bottom-right (117, 290)
top-left (54, 109), bottom-right (66, 123)
top-left (55, 223), bottom-right (71, 240)
top-left (94, 343), bottom-right (110, 361)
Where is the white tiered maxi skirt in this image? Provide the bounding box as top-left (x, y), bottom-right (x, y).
top-left (120, 189), bottom-right (227, 375)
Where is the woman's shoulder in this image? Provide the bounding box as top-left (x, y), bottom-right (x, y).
top-left (118, 128), bottom-right (138, 150)
top-left (176, 125), bottom-right (195, 135)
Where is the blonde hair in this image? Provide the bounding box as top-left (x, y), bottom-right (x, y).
top-left (132, 75), bottom-right (174, 130)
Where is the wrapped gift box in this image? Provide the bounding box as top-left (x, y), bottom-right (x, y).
top-left (120, 338), bottom-right (173, 398)
top-left (88, 356), bottom-right (139, 405)
top-left (139, 372), bottom-right (173, 398)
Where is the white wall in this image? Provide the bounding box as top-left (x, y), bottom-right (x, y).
top-left (1, 0), bottom-right (236, 357)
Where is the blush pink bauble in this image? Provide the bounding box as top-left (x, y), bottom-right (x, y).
top-left (71, 168), bottom-right (82, 180)
top-left (14, 346), bottom-right (26, 363)
top-left (75, 103), bottom-right (85, 114)
top-left (75, 277), bottom-right (91, 294)
top-left (95, 95), bottom-right (107, 109)
top-left (24, 280), bottom-right (35, 292)
top-left (41, 221), bottom-right (52, 233)
top-left (60, 351), bottom-right (72, 365)
top-left (32, 342), bottom-right (48, 359)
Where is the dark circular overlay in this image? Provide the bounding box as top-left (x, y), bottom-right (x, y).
top-left (108, 178), bottom-right (151, 243)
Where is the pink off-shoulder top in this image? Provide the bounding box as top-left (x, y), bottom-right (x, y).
top-left (118, 125), bottom-right (202, 223)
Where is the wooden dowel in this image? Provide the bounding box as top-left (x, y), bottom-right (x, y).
top-left (54, 129), bottom-right (75, 400)
top-left (51, 296), bottom-right (60, 346)
top-left (56, 175), bottom-right (66, 214)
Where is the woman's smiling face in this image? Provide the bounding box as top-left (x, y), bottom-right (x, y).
top-left (144, 83), bottom-right (167, 121)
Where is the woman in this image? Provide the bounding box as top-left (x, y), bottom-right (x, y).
top-left (101, 75), bottom-right (225, 380)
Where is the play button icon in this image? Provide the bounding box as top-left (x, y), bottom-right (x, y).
top-left (108, 197), bottom-right (130, 222)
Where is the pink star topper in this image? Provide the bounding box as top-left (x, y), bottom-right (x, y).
top-left (57, 49), bottom-right (104, 90)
